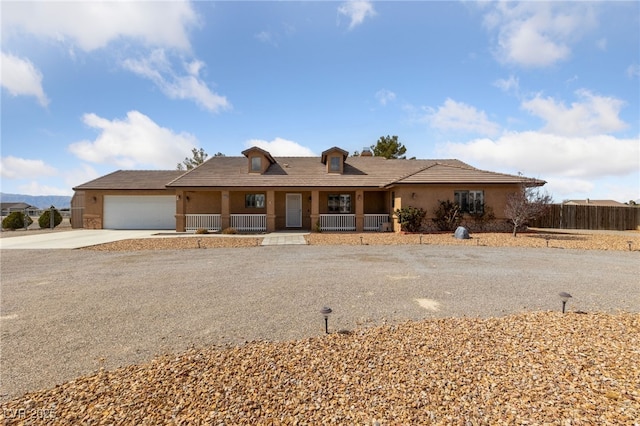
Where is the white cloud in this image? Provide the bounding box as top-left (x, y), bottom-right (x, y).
top-left (244, 138), bottom-right (316, 156)
top-left (522, 90), bottom-right (627, 136)
top-left (122, 49), bottom-right (230, 113)
top-left (438, 131), bottom-right (639, 179)
top-left (483, 2), bottom-right (597, 67)
top-left (375, 89), bottom-right (396, 106)
top-left (255, 31), bottom-right (277, 46)
top-left (338, 1), bottom-right (376, 30)
top-left (493, 75), bottom-right (520, 95)
top-left (17, 181), bottom-right (73, 196)
top-left (0, 156), bottom-right (57, 179)
top-left (595, 38), bottom-right (607, 51)
top-left (544, 177), bottom-right (595, 199)
top-left (426, 99), bottom-right (501, 137)
top-left (65, 164), bottom-right (100, 190)
top-left (68, 111), bottom-right (197, 169)
top-left (3, 1), bottom-right (198, 52)
top-left (627, 64), bottom-right (640, 79)
top-left (0, 51), bottom-right (49, 106)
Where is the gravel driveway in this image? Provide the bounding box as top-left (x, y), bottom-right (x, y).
top-left (1, 245), bottom-right (638, 401)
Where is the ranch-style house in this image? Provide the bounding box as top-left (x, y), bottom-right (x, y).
top-left (72, 146), bottom-right (545, 232)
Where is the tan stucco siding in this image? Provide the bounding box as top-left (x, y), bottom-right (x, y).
top-left (184, 191), bottom-right (221, 214)
top-left (363, 191), bottom-right (387, 214)
top-left (229, 191), bottom-right (267, 214)
top-left (391, 184), bottom-right (520, 220)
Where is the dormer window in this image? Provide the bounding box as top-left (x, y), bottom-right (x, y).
top-left (321, 147), bottom-right (349, 174)
top-left (251, 157), bottom-right (261, 172)
top-left (242, 146), bottom-right (276, 174)
top-left (330, 157), bottom-right (340, 172)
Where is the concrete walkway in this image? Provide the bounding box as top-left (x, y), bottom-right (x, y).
top-left (261, 231), bottom-right (309, 246)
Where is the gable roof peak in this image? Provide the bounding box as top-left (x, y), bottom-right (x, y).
top-left (321, 146), bottom-right (348, 164)
top-left (241, 146), bottom-right (276, 164)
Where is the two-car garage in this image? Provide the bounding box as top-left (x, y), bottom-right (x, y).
top-left (103, 195), bottom-right (175, 230)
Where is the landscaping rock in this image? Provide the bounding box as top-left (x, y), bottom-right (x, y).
top-left (1, 312), bottom-right (638, 424)
top-left (454, 226), bottom-right (470, 239)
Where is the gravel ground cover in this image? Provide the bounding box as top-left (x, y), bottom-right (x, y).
top-left (1, 312), bottom-right (638, 425)
top-left (1, 234), bottom-right (639, 424)
top-left (81, 230), bottom-right (640, 252)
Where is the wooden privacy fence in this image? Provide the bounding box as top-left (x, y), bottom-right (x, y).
top-left (530, 204), bottom-right (640, 230)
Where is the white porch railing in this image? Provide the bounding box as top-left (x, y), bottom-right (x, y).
top-left (231, 214), bottom-right (266, 232)
top-left (186, 214), bottom-right (221, 232)
top-left (320, 214), bottom-right (355, 231)
top-left (364, 214), bottom-right (390, 231)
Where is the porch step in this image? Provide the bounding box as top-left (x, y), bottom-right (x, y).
top-left (261, 233), bottom-right (308, 246)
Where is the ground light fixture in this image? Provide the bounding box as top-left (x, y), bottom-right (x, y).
top-left (559, 292), bottom-right (572, 314)
top-left (627, 241), bottom-right (633, 251)
top-left (320, 307), bottom-right (332, 334)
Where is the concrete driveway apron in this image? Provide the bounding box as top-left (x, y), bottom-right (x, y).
top-left (0, 230), bottom-right (163, 250)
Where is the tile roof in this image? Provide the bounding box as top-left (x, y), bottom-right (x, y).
top-left (563, 199), bottom-right (628, 207)
top-left (72, 154), bottom-right (545, 191)
top-left (166, 156), bottom-right (543, 188)
top-left (73, 170), bottom-right (184, 190)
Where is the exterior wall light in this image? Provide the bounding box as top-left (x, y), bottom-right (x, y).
top-left (320, 307), bottom-right (332, 334)
top-left (559, 292), bottom-right (572, 314)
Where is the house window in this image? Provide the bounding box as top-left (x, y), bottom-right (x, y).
top-left (245, 194), bottom-right (265, 208)
top-left (328, 194), bottom-right (351, 213)
top-left (251, 157), bottom-right (261, 172)
top-left (454, 190), bottom-right (484, 214)
top-left (329, 156), bottom-right (340, 172)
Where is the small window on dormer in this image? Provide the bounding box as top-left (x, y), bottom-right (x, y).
top-left (251, 157), bottom-right (261, 172)
top-left (329, 156), bottom-right (340, 172)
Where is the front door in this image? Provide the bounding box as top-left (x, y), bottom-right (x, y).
top-left (286, 193), bottom-right (302, 227)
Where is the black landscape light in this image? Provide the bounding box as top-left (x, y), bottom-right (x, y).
top-left (559, 292), bottom-right (572, 314)
top-left (627, 241), bottom-right (633, 251)
top-left (320, 307), bottom-right (332, 334)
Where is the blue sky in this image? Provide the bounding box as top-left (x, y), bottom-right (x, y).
top-left (1, 1), bottom-right (638, 202)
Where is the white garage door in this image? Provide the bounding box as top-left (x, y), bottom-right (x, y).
top-left (103, 196), bottom-right (175, 230)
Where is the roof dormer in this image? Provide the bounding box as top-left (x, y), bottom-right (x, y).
top-left (241, 146), bottom-right (276, 174)
top-left (321, 147), bottom-right (348, 174)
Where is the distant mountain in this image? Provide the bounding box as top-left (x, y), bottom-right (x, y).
top-left (0, 193), bottom-right (72, 209)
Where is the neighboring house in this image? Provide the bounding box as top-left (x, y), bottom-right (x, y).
top-left (0, 202), bottom-right (40, 217)
top-left (73, 146), bottom-right (545, 232)
top-left (563, 199), bottom-right (628, 207)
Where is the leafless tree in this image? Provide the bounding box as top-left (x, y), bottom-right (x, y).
top-left (504, 184), bottom-right (552, 237)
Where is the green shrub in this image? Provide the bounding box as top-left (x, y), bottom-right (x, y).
top-left (432, 200), bottom-right (462, 231)
top-left (221, 227), bottom-right (237, 234)
top-left (469, 205), bottom-right (495, 231)
top-left (2, 212), bottom-right (33, 230)
top-left (38, 208), bottom-right (63, 229)
top-left (195, 228), bottom-right (209, 234)
top-left (394, 206), bottom-right (426, 232)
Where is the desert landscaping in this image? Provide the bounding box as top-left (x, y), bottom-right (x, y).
top-left (1, 228), bottom-right (638, 425)
top-left (81, 229), bottom-right (640, 252)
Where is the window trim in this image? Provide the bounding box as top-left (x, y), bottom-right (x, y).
top-left (250, 156), bottom-right (262, 172)
top-left (329, 156), bottom-right (341, 172)
top-left (328, 193), bottom-right (351, 213)
top-left (245, 193), bottom-right (265, 209)
top-left (454, 190), bottom-right (484, 214)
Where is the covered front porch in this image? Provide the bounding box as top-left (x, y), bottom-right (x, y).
top-left (175, 189), bottom-right (392, 233)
